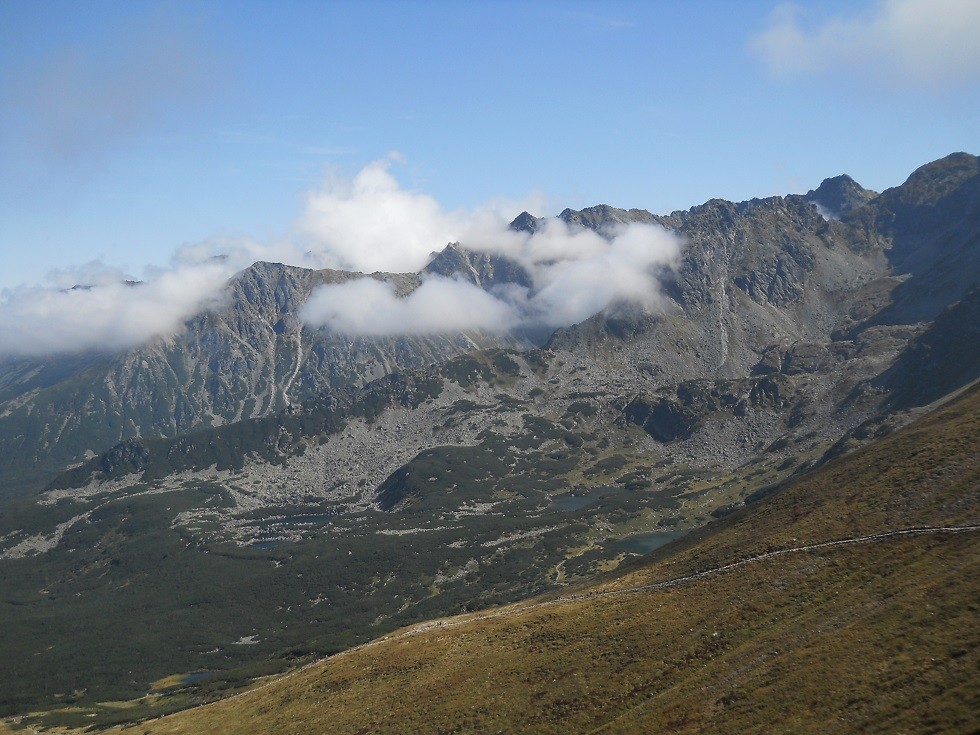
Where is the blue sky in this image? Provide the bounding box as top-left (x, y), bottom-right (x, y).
top-left (0, 0), bottom-right (978, 295)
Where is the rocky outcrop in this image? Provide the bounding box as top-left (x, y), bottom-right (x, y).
top-left (557, 204), bottom-right (658, 232)
top-left (806, 174), bottom-right (877, 217)
top-left (876, 286), bottom-right (980, 410)
top-left (509, 211), bottom-right (545, 234)
top-left (550, 154), bottom-right (978, 390)
top-left (855, 153), bottom-right (980, 325)
top-left (423, 243), bottom-right (533, 290)
top-left (623, 376), bottom-right (793, 442)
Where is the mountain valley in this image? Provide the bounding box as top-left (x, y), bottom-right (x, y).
top-left (0, 153), bottom-right (977, 731)
top-left (25, 358), bottom-right (980, 734)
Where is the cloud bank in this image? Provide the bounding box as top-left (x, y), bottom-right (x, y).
top-left (0, 156), bottom-right (682, 356)
top-left (296, 155), bottom-right (681, 336)
top-left (297, 154), bottom-right (549, 274)
top-left (299, 156), bottom-right (462, 274)
top-left (300, 215), bottom-right (681, 337)
top-left (750, 0), bottom-right (980, 88)
top-left (0, 261), bottom-right (229, 358)
top-left (300, 276), bottom-right (521, 336)
top-left (521, 222), bottom-right (679, 327)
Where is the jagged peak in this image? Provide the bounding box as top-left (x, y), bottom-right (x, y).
top-left (422, 242), bottom-right (533, 290)
top-left (423, 242), bottom-right (474, 276)
top-left (509, 211), bottom-right (544, 234)
top-left (806, 174), bottom-right (877, 218)
top-left (230, 260), bottom-right (382, 289)
top-left (558, 204), bottom-right (622, 222)
top-left (231, 260), bottom-right (314, 282)
top-left (905, 151), bottom-right (978, 181)
top-left (558, 204), bottom-right (657, 233)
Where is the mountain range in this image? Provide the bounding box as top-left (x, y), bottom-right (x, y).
top-left (0, 152), bottom-right (977, 731)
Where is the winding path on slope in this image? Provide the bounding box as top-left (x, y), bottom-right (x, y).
top-left (410, 524), bottom-right (980, 624)
top-left (168, 523), bottom-right (978, 719)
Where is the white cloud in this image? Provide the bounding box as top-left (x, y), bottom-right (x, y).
top-left (299, 155), bottom-right (464, 273)
top-left (295, 157), bottom-right (681, 336)
top-left (298, 155), bottom-right (549, 274)
top-left (45, 261), bottom-right (132, 290)
top-left (0, 261), bottom-right (228, 357)
top-left (0, 155), bottom-right (684, 355)
top-left (171, 235), bottom-right (315, 272)
top-left (301, 215), bottom-right (682, 336)
top-left (750, 0), bottom-right (980, 87)
top-left (526, 223), bottom-right (678, 327)
top-left (501, 218), bottom-right (609, 270)
top-left (300, 276), bottom-right (520, 336)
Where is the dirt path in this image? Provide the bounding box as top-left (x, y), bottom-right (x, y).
top-left (113, 523), bottom-right (980, 728)
top-left (587, 524), bottom-right (980, 597)
top-left (403, 524), bottom-right (980, 627)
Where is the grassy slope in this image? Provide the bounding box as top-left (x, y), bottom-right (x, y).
top-left (97, 384), bottom-right (979, 734)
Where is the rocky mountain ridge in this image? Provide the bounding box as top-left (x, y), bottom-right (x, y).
top-left (0, 153), bottom-right (977, 725)
top-left (24, 155), bottom-right (980, 530)
top-left (2, 154), bottom-right (977, 502)
top-left (0, 263), bottom-right (521, 496)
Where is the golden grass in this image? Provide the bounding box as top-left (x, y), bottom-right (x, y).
top-left (149, 675), bottom-right (189, 693)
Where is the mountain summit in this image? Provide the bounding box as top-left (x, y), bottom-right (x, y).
top-left (805, 173), bottom-right (876, 217)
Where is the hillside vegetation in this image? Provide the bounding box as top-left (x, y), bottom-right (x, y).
top-left (87, 383), bottom-right (979, 735)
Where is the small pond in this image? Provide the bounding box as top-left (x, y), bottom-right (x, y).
top-left (610, 529), bottom-right (689, 555)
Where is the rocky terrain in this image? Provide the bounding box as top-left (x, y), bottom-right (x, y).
top-left (0, 153), bottom-right (977, 726)
top-left (0, 263), bottom-right (524, 497)
top-left (24, 154), bottom-right (976, 540)
top-left (2, 153), bottom-right (976, 502)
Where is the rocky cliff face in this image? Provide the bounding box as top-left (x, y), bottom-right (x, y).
top-left (1, 154), bottom-right (977, 500)
top-left (546, 189), bottom-right (888, 385)
top-left (550, 153), bottom-right (979, 383)
top-left (39, 154), bottom-right (980, 516)
top-left (423, 242), bottom-right (533, 290)
top-left (857, 152), bottom-right (980, 325)
top-left (0, 262), bottom-right (521, 496)
top-left (805, 174), bottom-right (877, 217)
